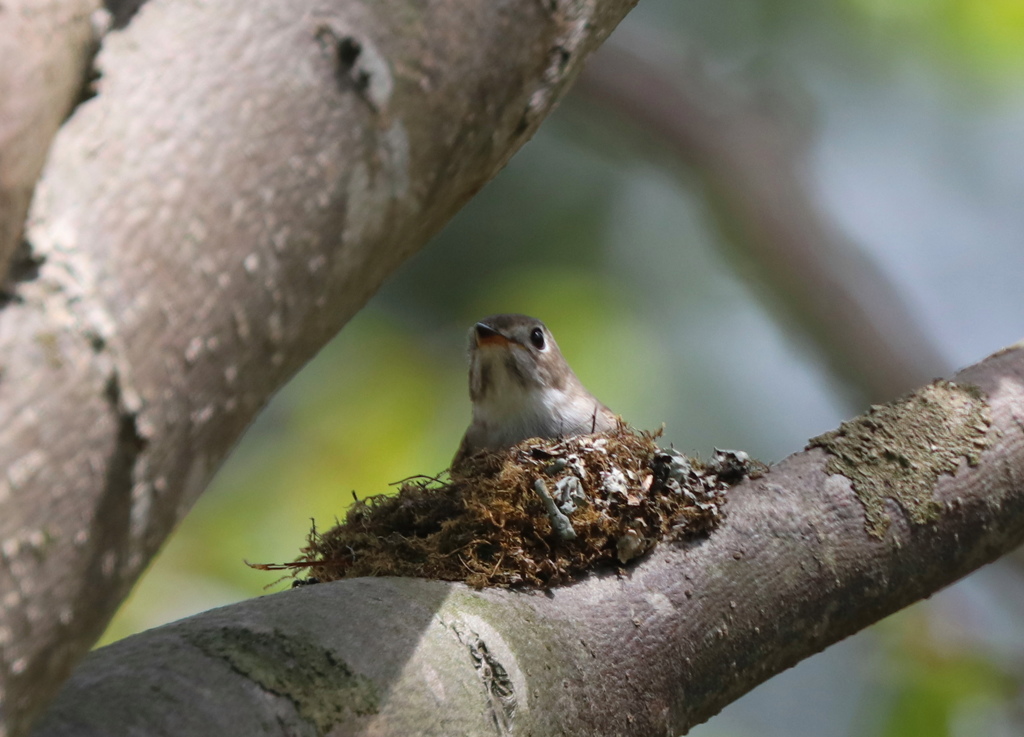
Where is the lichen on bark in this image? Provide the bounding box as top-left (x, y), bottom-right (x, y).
top-left (809, 379), bottom-right (992, 537)
top-left (187, 626), bottom-right (380, 732)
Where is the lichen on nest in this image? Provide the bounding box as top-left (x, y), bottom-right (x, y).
top-left (268, 426), bottom-right (759, 589)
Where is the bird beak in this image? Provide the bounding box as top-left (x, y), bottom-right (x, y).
top-left (475, 322), bottom-right (511, 348)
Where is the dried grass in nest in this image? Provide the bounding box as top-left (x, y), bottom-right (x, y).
top-left (269, 426), bottom-right (756, 589)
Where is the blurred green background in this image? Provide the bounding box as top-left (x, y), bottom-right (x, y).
top-left (101, 1), bottom-right (1024, 735)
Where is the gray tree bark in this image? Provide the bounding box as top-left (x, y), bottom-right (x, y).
top-left (0, 0), bottom-right (100, 276)
top-left (0, 1), bottom-right (639, 734)
top-left (30, 344), bottom-right (1024, 736)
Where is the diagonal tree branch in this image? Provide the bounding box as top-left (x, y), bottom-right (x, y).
top-left (575, 40), bottom-right (950, 404)
top-left (0, 1), bottom-right (639, 733)
top-left (31, 343), bottom-right (1024, 736)
top-left (0, 0), bottom-right (100, 280)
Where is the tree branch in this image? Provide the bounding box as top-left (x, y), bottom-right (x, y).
top-left (0, 0), bottom-right (99, 279)
top-left (0, 1), bottom-right (638, 733)
top-left (575, 39), bottom-right (950, 404)
top-left (31, 344), bottom-right (1024, 736)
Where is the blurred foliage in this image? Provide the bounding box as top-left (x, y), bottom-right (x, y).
top-left (871, 609), bottom-right (1018, 737)
top-left (845, 0), bottom-right (1024, 80)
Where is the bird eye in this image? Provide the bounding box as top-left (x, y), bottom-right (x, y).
top-left (529, 327), bottom-right (546, 350)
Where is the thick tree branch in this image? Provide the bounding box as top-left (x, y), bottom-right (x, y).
top-left (0, 0), bottom-right (100, 279)
top-left (0, 1), bottom-right (638, 733)
top-left (31, 344), bottom-right (1024, 736)
top-left (575, 40), bottom-right (950, 403)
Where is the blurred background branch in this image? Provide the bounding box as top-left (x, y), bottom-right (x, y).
top-left (576, 35), bottom-right (950, 405)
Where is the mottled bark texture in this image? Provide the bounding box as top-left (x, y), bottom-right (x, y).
top-left (30, 344), bottom-right (1024, 736)
top-left (0, 1), bottom-right (639, 734)
top-left (0, 0), bottom-right (100, 277)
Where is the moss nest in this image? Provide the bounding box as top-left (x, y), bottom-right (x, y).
top-left (273, 426), bottom-right (759, 589)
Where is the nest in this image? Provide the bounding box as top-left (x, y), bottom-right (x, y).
top-left (267, 426), bottom-right (759, 589)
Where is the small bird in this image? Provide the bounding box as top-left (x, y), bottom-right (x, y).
top-left (453, 314), bottom-right (617, 466)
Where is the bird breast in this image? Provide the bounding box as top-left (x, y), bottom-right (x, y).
top-left (468, 382), bottom-right (609, 451)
